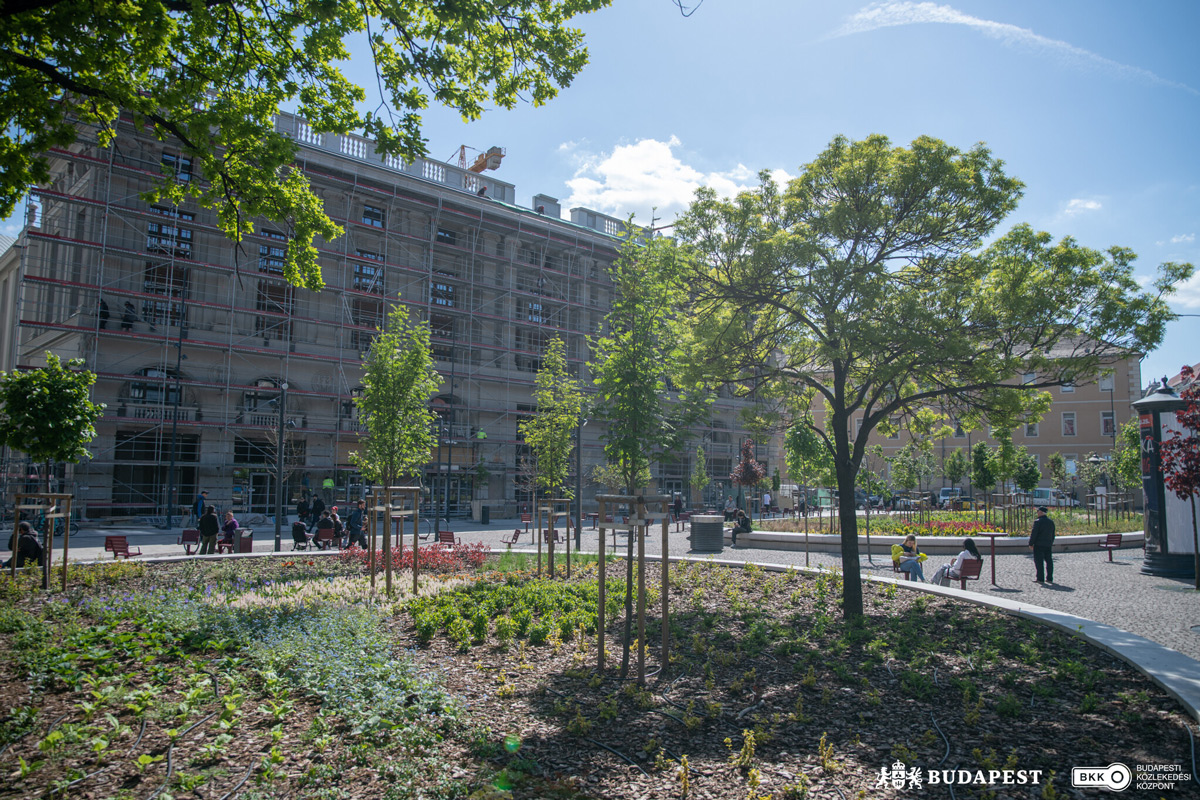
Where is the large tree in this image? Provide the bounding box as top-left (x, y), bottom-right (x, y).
top-left (350, 304), bottom-right (441, 489)
top-left (676, 133), bottom-right (1190, 619)
top-left (0, 0), bottom-right (608, 289)
top-left (0, 352), bottom-right (105, 493)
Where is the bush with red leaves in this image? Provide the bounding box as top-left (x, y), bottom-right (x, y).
top-left (336, 541), bottom-right (489, 574)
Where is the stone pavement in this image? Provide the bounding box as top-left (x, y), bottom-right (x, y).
top-left (42, 516), bottom-right (1200, 666)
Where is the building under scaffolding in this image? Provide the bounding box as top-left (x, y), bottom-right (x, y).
top-left (0, 111), bottom-right (766, 521)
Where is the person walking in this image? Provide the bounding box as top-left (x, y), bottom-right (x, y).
top-left (191, 490), bottom-right (208, 525)
top-left (308, 494), bottom-right (325, 532)
top-left (761, 489), bottom-right (772, 518)
top-left (197, 505), bottom-right (220, 555)
top-left (346, 500), bottom-right (366, 549)
top-left (1029, 505), bottom-right (1056, 583)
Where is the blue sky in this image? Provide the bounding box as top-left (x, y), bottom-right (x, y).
top-left (4, 0), bottom-right (1196, 385)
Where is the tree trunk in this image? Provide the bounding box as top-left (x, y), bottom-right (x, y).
top-left (620, 511), bottom-right (634, 679)
top-left (832, 425), bottom-right (863, 620)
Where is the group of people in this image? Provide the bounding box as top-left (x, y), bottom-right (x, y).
top-left (293, 499), bottom-right (366, 550)
top-left (196, 505), bottom-right (241, 555)
top-left (895, 505), bottom-right (1058, 585)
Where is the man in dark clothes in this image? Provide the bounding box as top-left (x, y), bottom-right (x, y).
top-left (731, 509), bottom-right (751, 546)
top-left (3, 522), bottom-right (44, 568)
top-left (197, 505), bottom-right (220, 555)
top-left (346, 499), bottom-right (366, 549)
top-left (1029, 505), bottom-right (1056, 583)
top-left (308, 495), bottom-right (326, 532)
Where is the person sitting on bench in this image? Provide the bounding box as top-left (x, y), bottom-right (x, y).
top-left (731, 509), bottom-right (752, 545)
top-left (2, 522), bottom-right (43, 568)
top-left (930, 538), bottom-right (982, 586)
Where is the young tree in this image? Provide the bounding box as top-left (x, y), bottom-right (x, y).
top-left (971, 442), bottom-right (997, 503)
top-left (1159, 365), bottom-right (1200, 589)
top-left (1014, 451), bottom-right (1042, 494)
top-left (1048, 452), bottom-right (1070, 495)
top-left (590, 228), bottom-right (708, 678)
top-left (730, 438), bottom-right (767, 518)
top-left (350, 305), bottom-right (441, 489)
top-left (0, 0), bottom-right (609, 290)
top-left (944, 448), bottom-right (969, 491)
top-left (520, 337), bottom-right (583, 500)
top-left (689, 445), bottom-right (710, 507)
top-left (0, 353), bottom-right (105, 494)
top-left (676, 133), bottom-right (1188, 618)
top-left (1111, 419), bottom-right (1142, 494)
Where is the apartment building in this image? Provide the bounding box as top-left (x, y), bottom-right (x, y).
top-left (0, 112), bottom-right (760, 520)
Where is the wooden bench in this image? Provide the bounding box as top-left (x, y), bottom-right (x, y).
top-left (520, 513), bottom-right (532, 532)
top-left (313, 528), bottom-right (337, 550)
top-left (436, 530), bottom-right (461, 548)
top-left (501, 529), bottom-right (523, 549)
top-left (956, 557), bottom-right (983, 589)
top-left (104, 535), bottom-right (142, 559)
top-left (1099, 533), bottom-right (1123, 561)
top-left (675, 511), bottom-right (691, 532)
top-left (178, 529), bottom-right (200, 555)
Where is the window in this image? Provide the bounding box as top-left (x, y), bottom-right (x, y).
top-left (255, 281), bottom-right (294, 315)
top-left (1101, 411), bottom-right (1116, 438)
top-left (150, 206), bottom-right (194, 221)
top-left (115, 430), bottom-right (198, 461)
top-left (953, 420), bottom-right (965, 438)
top-left (356, 248), bottom-right (383, 261)
top-left (354, 262), bottom-right (384, 294)
top-left (887, 417), bottom-right (900, 440)
top-left (350, 298), bottom-right (383, 329)
top-left (259, 244), bottom-right (285, 274)
top-left (1022, 372), bottom-right (1036, 385)
top-left (1099, 372), bottom-right (1115, 392)
top-left (1061, 381), bottom-right (1075, 394)
top-left (350, 329), bottom-right (376, 351)
top-left (161, 152), bottom-right (192, 182)
top-left (1025, 422), bottom-right (1039, 438)
top-left (436, 228), bottom-right (458, 246)
top-left (525, 300), bottom-right (544, 324)
top-left (142, 263), bottom-right (188, 327)
top-left (1062, 412), bottom-right (1076, 437)
top-left (431, 280), bottom-right (456, 308)
top-left (853, 418), bottom-right (863, 437)
top-left (129, 368), bottom-right (181, 405)
top-left (362, 205), bottom-right (385, 228)
top-left (514, 327), bottom-right (548, 372)
top-left (262, 228), bottom-right (287, 241)
top-left (430, 313), bottom-right (454, 339)
top-left (1065, 455), bottom-right (1078, 476)
top-left (147, 219), bottom-right (193, 258)
top-left (234, 437), bottom-right (273, 464)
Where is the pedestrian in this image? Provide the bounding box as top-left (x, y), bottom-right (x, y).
top-left (346, 499), bottom-right (366, 548)
top-left (1029, 505), bottom-right (1056, 583)
top-left (309, 494), bottom-right (325, 532)
top-left (191, 490), bottom-right (208, 525)
top-left (296, 494), bottom-right (310, 528)
top-left (761, 489), bottom-right (772, 518)
top-left (672, 492), bottom-right (683, 522)
top-left (3, 522), bottom-right (44, 568)
top-left (197, 505), bottom-right (219, 555)
top-left (220, 510), bottom-right (240, 551)
top-left (724, 495), bottom-right (737, 522)
top-left (731, 508), bottom-right (752, 545)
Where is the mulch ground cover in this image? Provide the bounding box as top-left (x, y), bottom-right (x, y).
top-left (0, 552), bottom-right (1195, 799)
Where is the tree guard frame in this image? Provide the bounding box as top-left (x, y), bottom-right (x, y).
top-left (366, 485), bottom-right (421, 596)
top-left (10, 493), bottom-right (73, 591)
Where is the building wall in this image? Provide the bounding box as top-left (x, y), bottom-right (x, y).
top-left (0, 113), bottom-right (762, 519)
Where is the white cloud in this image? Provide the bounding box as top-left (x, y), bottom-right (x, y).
top-left (830, 2), bottom-right (1199, 96)
top-left (562, 137), bottom-right (791, 221)
top-left (1064, 198), bottom-right (1102, 215)
top-left (1173, 273), bottom-right (1200, 310)
top-left (1170, 233), bottom-right (1196, 245)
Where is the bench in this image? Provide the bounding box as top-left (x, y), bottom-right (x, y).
top-left (313, 528), bottom-right (337, 550)
top-left (956, 557), bottom-right (983, 589)
top-left (104, 535), bottom-right (142, 559)
top-left (675, 511), bottom-right (691, 532)
top-left (436, 530), bottom-right (461, 548)
top-left (1099, 533), bottom-right (1123, 561)
top-left (178, 529), bottom-right (200, 555)
top-left (501, 529), bottom-right (523, 549)
top-left (520, 513), bottom-right (532, 532)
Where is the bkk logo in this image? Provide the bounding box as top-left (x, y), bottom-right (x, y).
top-left (876, 761), bottom-right (1044, 791)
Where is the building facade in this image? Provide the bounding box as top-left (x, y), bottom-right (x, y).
top-left (0, 112), bottom-right (762, 520)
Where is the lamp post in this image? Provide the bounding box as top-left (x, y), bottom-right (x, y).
top-left (274, 382), bottom-right (288, 552)
top-left (575, 418), bottom-right (588, 548)
top-left (163, 297), bottom-right (187, 530)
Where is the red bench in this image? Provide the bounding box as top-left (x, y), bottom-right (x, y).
top-left (178, 529), bottom-right (200, 555)
top-left (104, 535), bottom-right (142, 559)
top-left (436, 530), bottom-right (461, 548)
top-left (1099, 533), bottom-right (1123, 561)
top-left (501, 529), bottom-right (523, 549)
top-left (520, 513), bottom-right (532, 532)
top-left (956, 558), bottom-right (983, 589)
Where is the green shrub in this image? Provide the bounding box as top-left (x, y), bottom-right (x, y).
top-left (528, 621), bottom-right (550, 646)
top-left (471, 610), bottom-right (490, 643)
top-left (448, 617), bottom-right (472, 652)
top-left (494, 615), bottom-right (515, 644)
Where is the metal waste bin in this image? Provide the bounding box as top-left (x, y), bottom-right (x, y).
top-left (237, 529), bottom-right (254, 553)
top-left (689, 515), bottom-right (724, 553)
top-left (481, 506), bottom-right (490, 525)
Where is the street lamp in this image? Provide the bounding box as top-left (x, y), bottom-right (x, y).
top-left (575, 417), bottom-right (588, 548)
top-left (273, 382), bottom-right (288, 552)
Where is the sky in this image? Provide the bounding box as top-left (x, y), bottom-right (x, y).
top-left (4, 0), bottom-right (1196, 386)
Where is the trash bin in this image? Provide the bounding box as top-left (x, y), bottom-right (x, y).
top-left (237, 528), bottom-right (254, 553)
top-left (481, 506), bottom-right (490, 525)
top-left (688, 515), bottom-right (724, 553)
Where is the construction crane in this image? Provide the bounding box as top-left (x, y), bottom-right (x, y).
top-left (452, 145), bottom-right (506, 173)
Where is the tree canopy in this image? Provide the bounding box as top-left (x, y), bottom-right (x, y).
top-left (0, 352), bottom-right (105, 490)
top-left (0, 0), bottom-right (608, 289)
top-left (676, 133), bottom-right (1191, 618)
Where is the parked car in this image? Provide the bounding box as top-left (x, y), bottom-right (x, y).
top-left (1028, 487), bottom-right (1079, 507)
top-left (938, 487), bottom-right (963, 508)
